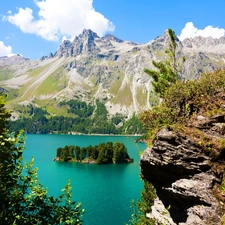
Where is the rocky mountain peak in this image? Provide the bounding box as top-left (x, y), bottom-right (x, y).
top-left (0, 54), bottom-right (28, 67)
top-left (55, 29), bottom-right (128, 58)
top-left (182, 35), bottom-right (225, 53)
top-left (148, 29), bottom-right (182, 52)
top-left (102, 34), bottom-right (123, 43)
top-left (56, 29), bottom-right (100, 57)
top-left (79, 29), bottom-right (99, 40)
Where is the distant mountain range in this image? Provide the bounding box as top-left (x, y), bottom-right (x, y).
top-left (1, 29), bottom-right (225, 119)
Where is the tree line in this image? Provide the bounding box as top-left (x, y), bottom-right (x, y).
top-left (9, 100), bottom-right (144, 135)
top-left (56, 142), bottom-right (133, 164)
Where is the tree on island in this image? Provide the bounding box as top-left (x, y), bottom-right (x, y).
top-left (96, 142), bottom-right (114, 163)
top-left (0, 92), bottom-right (84, 224)
top-left (56, 142), bottom-right (133, 164)
top-left (113, 142), bottom-right (130, 163)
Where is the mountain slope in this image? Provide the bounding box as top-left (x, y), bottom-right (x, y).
top-left (0, 29), bottom-right (225, 119)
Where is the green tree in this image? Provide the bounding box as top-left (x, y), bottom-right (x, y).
top-left (144, 28), bottom-right (185, 98)
top-left (96, 142), bottom-right (113, 164)
top-left (0, 92), bottom-right (84, 224)
top-left (123, 114), bottom-right (144, 134)
top-left (138, 180), bottom-right (156, 215)
top-left (113, 142), bottom-right (130, 163)
top-left (128, 180), bottom-right (156, 225)
top-left (75, 146), bottom-right (81, 161)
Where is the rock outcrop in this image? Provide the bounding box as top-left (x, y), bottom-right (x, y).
top-left (140, 117), bottom-right (225, 224)
top-left (56, 29), bottom-right (101, 57)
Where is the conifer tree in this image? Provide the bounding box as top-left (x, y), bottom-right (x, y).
top-left (144, 28), bottom-right (185, 98)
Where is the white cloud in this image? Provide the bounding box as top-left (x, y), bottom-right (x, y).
top-left (4, 0), bottom-right (115, 41)
top-left (61, 35), bottom-right (73, 43)
top-left (178, 22), bottom-right (225, 41)
top-left (0, 41), bottom-right (14, 57)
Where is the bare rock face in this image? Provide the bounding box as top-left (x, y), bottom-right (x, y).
top-left (0, 54), bottom-right (28, 66)
top-left (56, 29), bottom-right (100, 57)
top-left (140, 126), bottom-right (224, 224)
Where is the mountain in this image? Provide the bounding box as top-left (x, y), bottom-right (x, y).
top-left (0, 29), bottom-right (225, 120)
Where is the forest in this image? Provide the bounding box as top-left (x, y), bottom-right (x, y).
top-left (9, 100), bottom-right (144, 135)
top-left (55, 142), bottom-right (134, 164)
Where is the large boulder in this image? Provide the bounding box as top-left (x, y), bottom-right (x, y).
top-left (140, 126), bottom-right (224, 224)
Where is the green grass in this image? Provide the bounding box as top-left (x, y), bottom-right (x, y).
top-left (136, 86), bottom-right (148, 107)
top-left (112, 83), bottom-right (133, 106)
top-left (154, 50), bottom-right (166, 59)
top-left (8, 62), bottom-right (56, 104)
top-left (109, 73), bottom-right (134, 106)
top-left (107, 61), bottom-right (116, 67)
top-left (34, 99), bottom-right (76, 118)
top-left (0, 69), bottom-right (14, 81)
top-left (109, 72), bottom-right (124, 96)
top-left (28, 63), bottom-right (52, 77)
top-left (5, 88), bottom-right (20, 105)
top-left (35, 66), bottom-right (67, 96)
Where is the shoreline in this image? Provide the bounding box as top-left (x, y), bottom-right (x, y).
top-left (53, 157), bottom-right (134, 164)
top-left (26, 133), bottom-right (143, 137)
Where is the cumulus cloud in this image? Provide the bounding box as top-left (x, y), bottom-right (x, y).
top-left (0, 41), bottom-right (14, 57)
top-left (178, 22), bottom-right (225, 41)
top-left (3, 0), bottom-right (115, 41)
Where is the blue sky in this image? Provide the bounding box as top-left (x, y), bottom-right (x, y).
top-left (0, 0), bottom-right (225, 60)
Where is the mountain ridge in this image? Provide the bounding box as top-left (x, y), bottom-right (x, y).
top-left (0, 29), bottom-right (225, 120)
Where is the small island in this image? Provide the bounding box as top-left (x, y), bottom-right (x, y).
top-left (54, 142), bottom-right (134, 164)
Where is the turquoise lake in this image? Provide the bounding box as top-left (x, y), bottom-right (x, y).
top-left (23, 134), bottom-right (147, 225)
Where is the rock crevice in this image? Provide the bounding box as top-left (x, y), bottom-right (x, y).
top-left (140, 125), bottom-right (224, 224)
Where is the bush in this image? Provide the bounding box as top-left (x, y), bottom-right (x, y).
top-left (0, 92), bottom-right (84, 224)
top-left (140, 69), bottom-right (225, 143)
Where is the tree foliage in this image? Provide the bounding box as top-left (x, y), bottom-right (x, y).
top-left (128, 180), bottom-right (156, 225)
top-left (0, 92), bottom-right (84, 224)
top-left (9, 100), bottom-right (144, 135)
top-left (56, 142), bottom-right (133, 164)
top-left (140, 69), bottom-right (225, 152)
top-left (144, 28), bottom-right (185, 98)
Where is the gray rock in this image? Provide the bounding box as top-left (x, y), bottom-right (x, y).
top-left (147, 198), bottom-right (176, 225)
top-left (140, 127), bottom-right (224, 224)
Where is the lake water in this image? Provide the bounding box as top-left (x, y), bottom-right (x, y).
top-left (23, 134), bottom-right (147, 225)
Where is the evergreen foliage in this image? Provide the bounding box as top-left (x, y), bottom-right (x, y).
top-left (65, 100), bottom-right (94, 117)
top-left (113, 142), bottom-right (130, 163)
top-left (56, 142), bottom-right (133, 164)
top-left (138, 180), bottom-right (157, 215)
top-left (9, 100), bottom-right (144, 135)
top-left (128, 180), bottom-right (156, 225)
top-left (123, 114), bottom-right (145, 134)
top-left (0, 92), bottom-right (84, 224)
top-left (144, 29), bottom-right (185, 97)
top-left (140, 69), bottom-right (225, 155)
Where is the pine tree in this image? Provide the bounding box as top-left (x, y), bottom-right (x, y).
top-left (144, 28), bottom-right (185, 98)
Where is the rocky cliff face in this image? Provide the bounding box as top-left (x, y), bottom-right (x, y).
top-left (55, 29), bottom-right (101, 57)
top-left (140, 115), bottom-right (225, 224)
